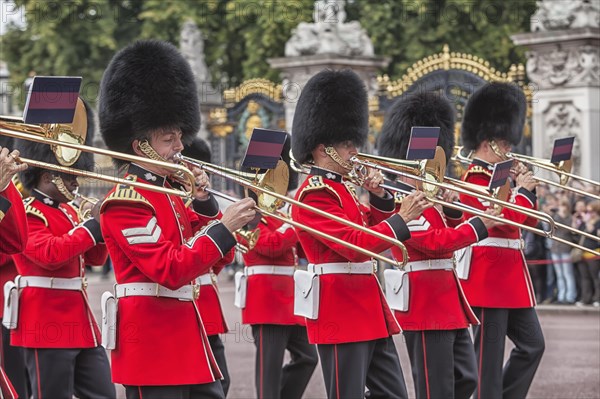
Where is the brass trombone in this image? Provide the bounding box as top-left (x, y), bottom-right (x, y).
top-left (453, 145), bottom-right (600, 201)
top-left (357, 151), bottom-right (599, 256)
top-left (175, 154), bottom-right (409, 267)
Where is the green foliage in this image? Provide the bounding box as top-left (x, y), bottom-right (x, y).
top-left (1, 0), bottom-right (536, 106)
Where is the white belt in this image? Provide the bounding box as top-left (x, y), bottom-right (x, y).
top-left (246, 265), bottom-right (295, 276)
top-left (196, 274), bottom-right (214, 286)
top-left (308, 261), bottom-right (374, 275)
top-left (472, 237), bottom-right (524, 250)
top-left (115, 283), bottom-right (199, 301)
top-left (19, 276), bottom-right (87, 291)
top-left (404, 258), bottom-right (455, 272)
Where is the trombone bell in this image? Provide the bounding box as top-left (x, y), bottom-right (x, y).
top-left (0, 97), bottom-right (88, 166)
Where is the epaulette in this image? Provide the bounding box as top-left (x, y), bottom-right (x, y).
top-left (23, 197), bottom-right (48, 226)
top-left (464, 165), bottom-right (492, 180)
top-left (297, 176), bottom-right (342, 206)
top-left (102, 186), bottom-right (155, 212)
top-left (344, 181), bottom-right (359, 200)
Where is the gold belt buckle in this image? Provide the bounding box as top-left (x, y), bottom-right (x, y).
top-left (192, 284), bottom-right (200, 300)
top-left (210, 271), bottom-right (218, 285)
top-left (81, 277), bottom-right (88, 290)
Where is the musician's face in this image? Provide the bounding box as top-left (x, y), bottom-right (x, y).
top-left (491, 139), bottom-right (512, 161)
top-left (150, 130), bottom-right (185, 163)
top-left (333, 140), bottom-right (359, 161)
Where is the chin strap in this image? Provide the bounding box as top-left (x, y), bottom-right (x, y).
top-left (489, 140), bottom-right (509, 161)
top-left (325, 146), bottom-right (354, 171)
top-left (51, 176), bottom-right (75, 201)
top-left (138, 140), bottom-right (169, 163)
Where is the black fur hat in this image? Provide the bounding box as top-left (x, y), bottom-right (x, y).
top-left (16, 98), bottom-right (96, 190)
top-left (182, 137), bottom-right (211, 163)
top-left (461, 82), bottom-right (526, 151)
top-left (378, 91), bottom-right (455, 162)
top-left (291, 69), bottom-right (368, 164)
top-left (99, 40), bottom-right (200, 160)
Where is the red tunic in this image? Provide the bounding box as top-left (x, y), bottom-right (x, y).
top-left (0, 182), bottom-right (28, 318)
top-left (11, 191), bottom-right (107, 348)
top-left (291, 168), bottom-right (411, 344)
top-left (459, 159), bottom-right (538, 308)
top-left (390, 182), bottom-right (485, 330)
top-left (100, 165), bottom-right (237, 386)
top-left (195, 256), bottom-right (233, 336)
top-left (239, 215), bottom-right (304, 326)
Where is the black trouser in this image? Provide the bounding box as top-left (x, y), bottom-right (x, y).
top-left (318, 336), bottom-right (408, 399)
top-left (1, 323), bottom-right (29, 399)
top-left (208, 334), bottom-right (230, 396)
top-left (577, 259), bottom-right (600, 303)
top-left (471, 307), bottom-right (545, 399)
top-left (404, 329), bottom-right (477, 399)
top-left (251, 324), bottom-right (318, 399)
top-left (24, 345), bottom-right (115, 399)
top-left (125, 381), bottom-right (224, 399)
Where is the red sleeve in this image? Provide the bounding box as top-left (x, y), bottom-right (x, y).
top-left (83, 243), bottom-right (109, 267)
top-left (407, 217), bottom-right (488, 253)
top-left (22, 216), bottom-right (97, 271)
top-left (297, 189), bottom-right (410, 262)
top-left (239, 221), bottom-right (298, 259)
top-left (0, 182), bottom-right (28, 255)
top-left (459, 175), bottom-right (538, 232)
top-left (101, 203), bottom-right (236, 290)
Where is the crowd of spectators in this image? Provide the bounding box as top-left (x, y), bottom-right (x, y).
top-left (525, 182), bottom-right (600, 307)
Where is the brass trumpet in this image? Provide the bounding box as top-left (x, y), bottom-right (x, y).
top-left (236, 228), bottom-right (261, 251)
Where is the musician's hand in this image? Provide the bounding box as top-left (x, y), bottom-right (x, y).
top-left (510, 161), bottom-right (529, 181)
top-left (90, 198), bottom-right (104, 223)
top-left (361, 168), bottom-right (385, 198)
top-left (192, 167), bottom-right (211, 201)
top-left (221, 197), bottom-right (257, 233)
top-left (480, 207), bottom-right (504, 230)
top-left (516, 171), bottom-right (538, 192)
top-left (397, 191), bottom-right (431, 222)
top-left (440, 188), bottom-right (459, 204)
top-left (0, 147), bottom-right (27, 191)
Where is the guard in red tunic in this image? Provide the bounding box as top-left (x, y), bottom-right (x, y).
top-left (459, 82), bottom-right (545, 399)
top-left (98, 40), bottom-right (256, 399)
top-left (9, 101), bottom-right (115, 399)
top-left (0, 146), bottom-right (28, 399)
top-left (290, 69), bottom-right (430, 399)
top-left (236, 134), bottom-right (318, 399)
top-left (183, 138), bottom-right (234, 396)
top-left (378, 92), bottom-right (500, 399)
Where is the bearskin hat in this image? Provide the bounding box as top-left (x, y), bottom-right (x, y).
top-left (291, 69), bottom-right (368, 164)
top-left (99, 40), bottom-right (200, 161)
top-left (182, 137), bottom-right (211, 164)
top-left (16, 98), bottom-right (96, 190)
top-left (461, 82), bottom-right (526, 151)
top-left (378, 91), bottom-right (455, 162)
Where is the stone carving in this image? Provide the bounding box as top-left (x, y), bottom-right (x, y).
top-left (543, 102), bottom-right (581, 169)
top-left (531, 0), bottom-right (599, 32)
top-left (180, 20), bottom-right (211, 87)
top-left (285, 0), bottom-right (374, 57)
top-left (525, 44), bottom-right (599, 87)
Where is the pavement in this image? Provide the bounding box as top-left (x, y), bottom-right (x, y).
top-left (85, 270), bottom-right (600, 399)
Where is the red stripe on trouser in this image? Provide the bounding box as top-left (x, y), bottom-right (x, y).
top-left (35, 348), bottom-right (42, 399)
top-left (259, 325), bottom-right (263, 398)
top-left (138, 386), bottom-right (143, 399)
top-left (421, 331), bottom-right (431, 399)
top-left (334, 344), bottom-right (340, 398)
top-left (478, 309), bottom-right (485, 399)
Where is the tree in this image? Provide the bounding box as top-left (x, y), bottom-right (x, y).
top-left (2, 0), bottom-right (537, 106)
top-left (2, 0), bottom-right (144, 106)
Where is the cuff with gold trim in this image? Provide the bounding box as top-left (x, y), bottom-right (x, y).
top-left (205, 221), bottom-right (236, 257)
